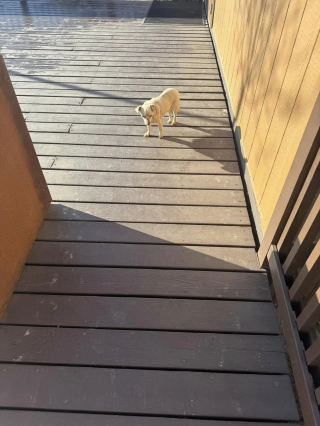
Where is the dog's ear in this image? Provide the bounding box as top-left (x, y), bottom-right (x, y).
top-left (135, 105), bottom-right (142, 114)
top-left (150, 104), bottom-right (157, 113)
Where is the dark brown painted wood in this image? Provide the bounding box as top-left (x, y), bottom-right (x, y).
top-left (31, 133), bottom-right (234, 148)
top-left (0, 364), bottom-right (298, 421)
top-left (43, 170), bottom-right (242, 189)
top-left (47, 186), bottom-right (246, 206)
top-left (36, 221), bottom-right (255, 246)
top-left (39, 157), bottom-right (240, 174)
top-left (2, 294), bottom-right (278, 334)
top-left (0, 326), bottom-right (287, 373)
top-left (25, 241), bottom-right (260, 270)
top-left (0, 411), bottom-right (298, 426)
top-left (45, 202), bottom-right (251, 225)
top-left (34, 145), bottom-right (237, 160)
top-left (26, 113), bottom-right (229, 127)
top-left (22, 106), bottom-right (229, 118)
top-left (16, 266), bottom-right (270, 300)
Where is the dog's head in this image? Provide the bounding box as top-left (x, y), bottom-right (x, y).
top-left (135, 104), bottom-right (156, 125)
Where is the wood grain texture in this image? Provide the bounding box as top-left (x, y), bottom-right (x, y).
top-left (43, 170), bottom-right (242, 189)
top-left (2, 294), bottom-right (278, 333)
top-left (31, 133), bottom-right (234, 148)
top-left (34, 145), bottom-right (236, 160)
top-left (25, 241), bottom-right (260, 270)
top-left (39, 156), bottom-right (240, 174)
top-left (46, 202), bottom-right (251, 225)
top-left (16, 266), bottom-right (269, 300)
top-left (0, 364), bottom-right (298, 421)
top-left (36, 221), bottom-right (255, 246)
top-left (47, 185), bottom-right (246, 206)
top-left (0, 326), bottom-right (287, 373)
top-left (0, 411), bottom-right (298, 426)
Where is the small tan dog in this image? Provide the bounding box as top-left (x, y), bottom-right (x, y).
top-left (135, 88), bottom-right (180, 139)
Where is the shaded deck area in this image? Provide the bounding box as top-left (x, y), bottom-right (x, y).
top-left (0, 0), bottom-right (299, 424)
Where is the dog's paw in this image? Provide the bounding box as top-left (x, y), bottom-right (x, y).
top-left (144, 132), bottom-right (150, 137)
top-left (167, 119), bottom-right (172, 124)
top-left (159, 133), bottom-right (163, 139)
top-left (171, 121), bottom-right (176, 126)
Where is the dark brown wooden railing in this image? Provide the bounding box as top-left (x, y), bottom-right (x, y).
top-left (259, 94), bottom-right (320, 426)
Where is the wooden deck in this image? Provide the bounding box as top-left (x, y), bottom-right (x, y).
top-left (0, 0), bottom-right (299, 424)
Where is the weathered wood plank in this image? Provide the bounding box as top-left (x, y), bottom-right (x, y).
top-left (36, 221), bottom-right (255, 246)
top-left (0, 364), bottom-right (298, 420)
top-left (68, 125), bottom-right (231, 137)
top-left (34, 145), bottom-right (236, 161)
top-left (10, 68), bottom-right (219, 77)
top-left (3, 49), bottom-right (216, 58)
top-left (31, 133), bottom-right (233, 149)
top-left (39, 157), bottom-right (240, 174)
top-left (3, 294), bottom-right (276, 333)
top-left (25, 242), bottom-right (260, 270)
top-left (26, 113), bottom-right (230, 127)
top-left (13, 83), bottom-right (224, 94)
top-left (46, 203), bottom-right (250, 225)
top-left (0, 326), bottom-right (287, 373)
top-left (13, 77), bottom-right (222, 87)
top-left (17, 96), bottom-right (84, 105)
top-left (47, 186), bottom-right (246, 206)
top-left (22, 105), bottom-right (228, 118)
top-left (0, 411), bottom-right (299, 426)
top-left (6, 56), bottom-right (218, 65)
top-left (43, 170), bottom-right (242, 189)
top-left (26, 123), bottom-right (71, 133)
top-left (17, 265), bottom-right (269, 300)
top-left (15, 90), bottom-right (226, 100)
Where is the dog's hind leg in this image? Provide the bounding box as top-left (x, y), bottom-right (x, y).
top-left (167, 109), bottom-right (173, 124)
top-left (172, 108), bottom-right (177, 125)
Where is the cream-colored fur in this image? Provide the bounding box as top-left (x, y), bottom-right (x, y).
top-left (135, 88), bottom-right (180, 139)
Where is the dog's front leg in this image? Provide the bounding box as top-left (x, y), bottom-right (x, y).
top-left (157, 121), bottom-right (163, 139)
top-left (144, 123), bottom-right (151, 137)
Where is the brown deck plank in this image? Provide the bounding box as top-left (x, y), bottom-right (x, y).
top-left (34, 145), bottom-right (236, 160)
top-left (31, 133), bottom-right (233, 148)
top-left (15, 90), bottom-right (226, 100)
top-left (26, 241), bottom-right (260, 270)
top-left (2, 295), bottom-right (277, 333)
top-left (16, 266), bottom-right (269, 300)
top-left (25, 114), bottom-right (229, 127)
top-left (0, 365), bottom-right (298, 421)
top-left (22, 106), bottom-right (228, 118)
top-left (0, 411), bottom-right (298, 426)
top-left (43, 170), bottom-right (242, 189)
top-left (0, 326), bottom-right (287, 373)
top-left (47, 186), bottom-right (246, 206)
top-left (46, 203), bottom-right (250, 225)
top-left (36, 221), bottom-right (255, 246)
top-left (39, 157), bottom-right (240, 174)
